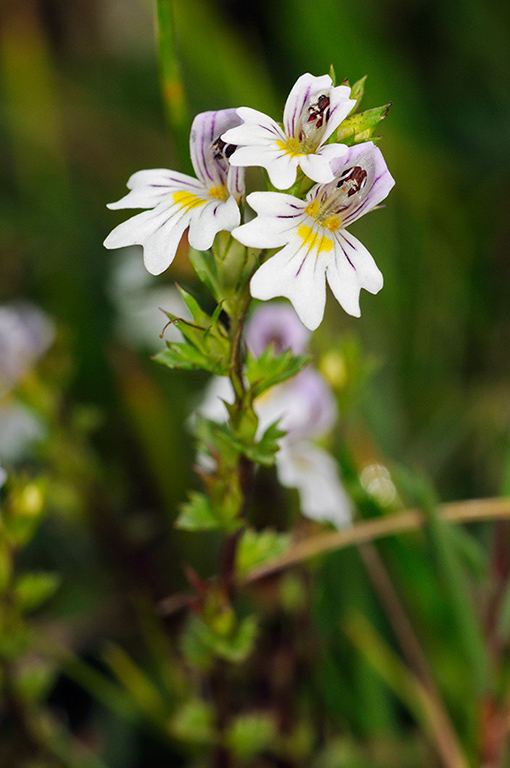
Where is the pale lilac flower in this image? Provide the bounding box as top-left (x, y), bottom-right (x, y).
top-left (104, 110), bottom-right (244, 275)
top-left (233, 141), bottom-right (395, 330)
top-left (244, 302), bottom-right (310, 358)
top-left (221, 73), bottom-right (356, 190)
top-left (0, 302), bottom-right (54, 462)
top-left (0, 303), bottom-right (55, 395)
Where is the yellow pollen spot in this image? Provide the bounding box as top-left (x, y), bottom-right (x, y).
top-left (304, 200), bottom-right (320, 218)
top-left (173, 190), bottom-right (207, 211)
top-left (209, 185), bottom-right (228, 201)
top-left (297, 224), bottom-right (333, 255)
top-left (276, 137), bottom-right (304, 158)
top-left (322, 215), bottom-right (341, 231)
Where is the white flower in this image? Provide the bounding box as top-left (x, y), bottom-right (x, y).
top-left (0, 403), bottom-right (45, 462)
top-left (221, 73), bottom-right (356, 190)
top-left (197, 304), bottom-right (351, 527)
top-left (109, 250), bottom-right (191, 351)
top-left (104, 110), bottom-right (245, 275)
top-left (232, 141), bottom-right (395, 330)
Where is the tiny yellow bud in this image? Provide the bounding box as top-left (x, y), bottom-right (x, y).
top-left (320, 351), bottom-right (347, 389)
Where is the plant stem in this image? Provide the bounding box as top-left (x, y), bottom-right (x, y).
top-left (243, 497), bottom-right (510, 583)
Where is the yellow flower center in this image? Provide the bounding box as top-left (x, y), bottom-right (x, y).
top-left (297, 223), bottom-right (333, 255)
top-left (209, 185), bottom-right (228, 201)
top-left (276, 137), bottom-right (304, 158)
top-left (304, 201), bottom-right (341, 231)
top-left (173, 190), bottom-right (207, 211)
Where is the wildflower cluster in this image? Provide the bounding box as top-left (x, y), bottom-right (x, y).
top-left (105, 71), bottom-right (394, 331)
top-left (104, 69), bottom-right (394, 540)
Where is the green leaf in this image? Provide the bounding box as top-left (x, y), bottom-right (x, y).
top-left (189, 248), bottom-right (223, 302)
top-left (176, 492), bottom-right (220, 531)
top-left (154, 286), bottom-right (230, 375)
top-left (246, 347), bottom-right (310, 398)
top-left (226, 712), bottom-right (277, 760)
top-left (336, 104), bottom-right (391, 146)
top-left (236, 528), bottom-right (291, 578)
top-left (14, 572), bottom-right (60, 613)
top-left (245, 420), bottom-right (285, 466)
top-left (182, 614), bottom-right (258, 667)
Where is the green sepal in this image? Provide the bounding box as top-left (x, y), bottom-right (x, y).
top-left (236, 527), bottom-right (291, 578)
top-left (328, 63), bottom-right (337, 86)
top-left (176, 491), bottom-right (221, 531)
top-left (336, 104), bottom-right (391, 146)
top-left (246, 347), bottom-right (310, 398)
top-left (154, 287), bottom-right (230, 375)
top-left (14, 572), bottom-right (60, 613)
top-left (349, 75), bottom-right (368, 110)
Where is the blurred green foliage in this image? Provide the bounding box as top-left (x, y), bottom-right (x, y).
top-left (1, 0), bottom-right (510, 766)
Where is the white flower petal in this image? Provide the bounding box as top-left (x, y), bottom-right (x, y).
top-left (326, 231), bottom-right (383, 317)
top-left (282, 73), bottom-right (332, 137)
top-left (320, 85), bottom-right (356, 144)
top-left (276, 441), bottom-right (352, 527)
top-left (222, 107), bottom-right (285, 146)
top-left (298, 152), bottom-right (337, 184)
top-left (233, 193), bottom-right (305, 248)
top-left (107, 170), bottom-right (203, 210)
top-left (104, 205), bottom-right (190, 275)
top-left (250, 238), bottom-right (327, 331)
top-left (188, 196), bottom-right (240, 251)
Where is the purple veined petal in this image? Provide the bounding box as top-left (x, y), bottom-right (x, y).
top-left (329, 142), bottom-right (395, 227)
top-left (250, 236), bottom-right (328, 331)
top-left (227, 165), bottom-right (245, 200)
top-left (320, 84), bottom-right (356, 144)
top-left (276, 441), bottom-right (352, 527)
top-left (221, 107), bottom-right (285, 146)
top-left (325, 230), bottom-right (383, 317)
top-left (245, 302), bottom-right (311, 357)
top-left (282, 73), bottom-right (332, 138)
top-left (233, 193), bottom-right (305, 249)
top-left (107, 170), bottom-right (205, 210)
top-left (190, 109), bottom-right (242, 189)
top-left (187, 196), bottom-right (240, 251)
